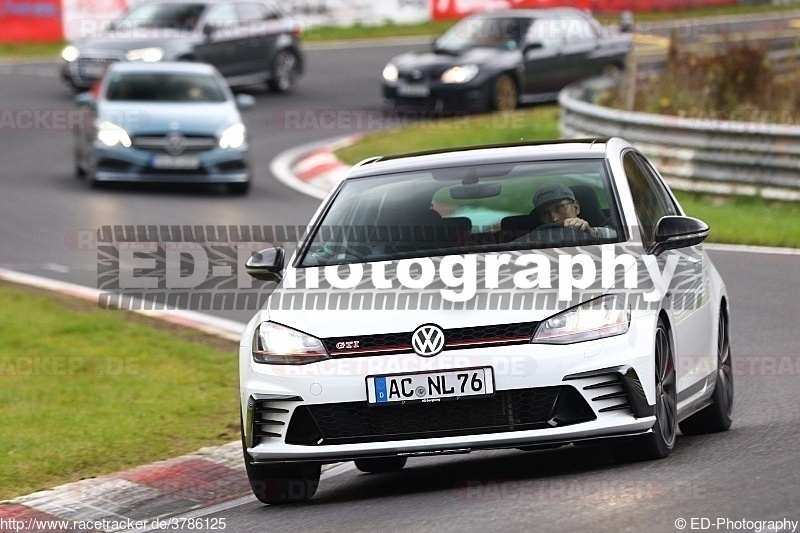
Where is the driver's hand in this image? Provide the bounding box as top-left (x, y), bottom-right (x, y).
top-left (563, 217), bottom-right (591, 233)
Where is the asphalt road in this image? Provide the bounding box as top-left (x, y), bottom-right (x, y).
top-left (1, 20), bottom-right (799, 532)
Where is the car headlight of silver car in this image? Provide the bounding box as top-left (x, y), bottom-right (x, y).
top-left (252, 322), bottom-right (330, 365)
top-left (382, 63), bottom-right (399, 83)
top-left (440, 64), bottom-right (479, 84)
top-left (124, 47), bottom-right (164, 62)
top-left (532, 294), bottom-right (631, 344)
top-left (61, 45), bottom-right (79, 62)
top-left (219, 124), bottom-right (246, 149)
top-left (96, 120), bottom-right (132, 148)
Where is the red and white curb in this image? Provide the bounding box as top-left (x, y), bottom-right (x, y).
top-left (1, 443), bottom-right (250, 533)
top-left (270, 135), bottom-right (359, 200)
top-left (0, 269), bottom-right (251, 531)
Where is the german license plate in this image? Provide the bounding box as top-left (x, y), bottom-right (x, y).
top-left (151, 155), bottom-right (200, 169)
top-left (397, 83), bottom-right (430, 98)
top-left (367, 367), bottom-right (494, 404)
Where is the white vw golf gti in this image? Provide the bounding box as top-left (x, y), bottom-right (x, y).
top-left (239, 138), bottom-right (733, 503)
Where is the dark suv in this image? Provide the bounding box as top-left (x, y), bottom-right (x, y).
top-left (61, 0), bottom-right (303, 92)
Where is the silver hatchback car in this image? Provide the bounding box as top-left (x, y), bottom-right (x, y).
top-left (73, 61), bottom-right (253, 194)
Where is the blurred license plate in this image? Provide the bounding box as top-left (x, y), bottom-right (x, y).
top-left (78, 63), bottom-right (107, 79)
top-left (397, 83), bottom-right (430, 97)
top-left (367, 367), bottom-right (493, 404)
top-left (152, 155), bottom-right (200, 169)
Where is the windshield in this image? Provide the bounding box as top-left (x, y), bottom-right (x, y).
top-left (300, 159), bottom-right (623, 267)
top-left (105, 72), bottom-right (227, 102)
top-left (118, 3), bottom-right (207, 30)
top-left (436, 16), bottom-right (532, 53)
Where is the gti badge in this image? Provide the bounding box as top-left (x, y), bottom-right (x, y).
top-left (411, 324), bottom-right (445, 357)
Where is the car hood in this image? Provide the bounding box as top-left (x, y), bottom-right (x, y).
top-left (98, 101), bottom-right (240, 136)
top-left (391, 47), bottom-right (515, 72)
top-left (255, 245), bottom-right (677, 340)
top-left (73, 30), bottom-right (198, 55)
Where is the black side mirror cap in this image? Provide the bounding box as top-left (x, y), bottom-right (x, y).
top-left (245, 246), bottom-right (285, 282)
top-left (648, 216), bottom-right (709, 255)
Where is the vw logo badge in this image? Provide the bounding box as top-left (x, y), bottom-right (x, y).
top-left (411, 324), bottom-right (445, 357)
top-left (165, 132), bottom-right (185, 156)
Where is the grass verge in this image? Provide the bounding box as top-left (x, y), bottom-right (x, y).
top-left (335, 105), bottom-right (800, 248)
top-left (0, 281), bottom-right (239, 501)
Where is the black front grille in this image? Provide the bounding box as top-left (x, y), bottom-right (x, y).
top-left (285, 386), bottom-right (595, 445)
top-left (323, 321), bottom-right (538, 357)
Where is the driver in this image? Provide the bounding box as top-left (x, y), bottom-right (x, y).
top-left (533, 183), bottom-right (615, 238)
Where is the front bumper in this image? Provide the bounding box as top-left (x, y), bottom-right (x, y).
top-left (382, 80), bottom-right (490, 112)
top-left (240, 325), bottom-right (659, 464)
top-left (91, 142), bottom-right (251, 184)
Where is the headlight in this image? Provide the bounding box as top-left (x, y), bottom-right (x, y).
top-left (252, 322), bottom-right (330, 365)
top-left (124, 47), bottom-right (164, 62)
top-left (532, 294), bottom-right (630, 344)
top-left (219, 124), bottom-right (246, 149)
top-left (96, 121), bottom-right (132, 148)
top-left (382, 63), bottom-right (399, 83)
top-left (440, 64), bottom-right (479, 84)
top-left (61, 45), bottom-right (80, 62)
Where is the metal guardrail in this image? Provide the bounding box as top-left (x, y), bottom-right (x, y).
top-left (559, 77), bottom-right (800, 201)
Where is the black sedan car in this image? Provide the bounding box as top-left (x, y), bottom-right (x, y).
top-left (382, 8), bottom-right (631, 112)
top-left (61, 0), bottom-right (303, 92)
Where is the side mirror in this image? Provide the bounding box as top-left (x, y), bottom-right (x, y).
top-left (245, 246), bottom-right (285, 282)
top-left (235, 93), bottom-right (255, 110)
top-left (524, 41), bottom-right (543, 54)
top-left (202, 23), bottom-right (216, 39)
top-left (647, 216), bottom-right (709, 255)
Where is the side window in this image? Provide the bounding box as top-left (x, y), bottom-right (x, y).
top-left (560, 16), bottom-right (598, 42)
top-left (634, 154), bottom-right (680, 216)
top-left (526, 18), bottom-right (564, 50)
top-left (236, 3), bottom-right (265, 22)
top-left (623, 151), bottom-right (670, 245)
top-left (203, 3), bottom-right (239, 29)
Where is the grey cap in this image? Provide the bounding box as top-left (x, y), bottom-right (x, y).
top-left (533, 183), bottom-right (575, 211)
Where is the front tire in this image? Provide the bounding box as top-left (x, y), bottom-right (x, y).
top-left (241, 414), bottom-right (320, 504)
top-left (228, 182), bottom-right (250, 195)
top-left (268, 49), bottom-right (301, 94)
top-left (490, 74), bottom-right (518, 112)
top-left (611, 318), bottom-right (677, 462)
top-left (245, 459), bottom-right (321, 504)
top-left (679, 306), bottom-right (733, 434)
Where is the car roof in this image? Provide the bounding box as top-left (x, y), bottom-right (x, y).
top-left (107, 61), bottom-right (219, 75)
top-left (346, 139), bottom-right (610, 180)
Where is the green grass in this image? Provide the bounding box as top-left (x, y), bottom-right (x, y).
top-left (335, 106), bottom-right (561, 165)
top-left (0, 283), bottom-right (239, 500)
top-left (335, 105), bottom-right (800, 248)
top-left (0, 42), bottom-right (66, 58)
top-left (674, 192), bottom-right (800, 248)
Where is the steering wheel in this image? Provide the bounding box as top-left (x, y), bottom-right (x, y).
top-left (535, 222), bottom-right (568, 231)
